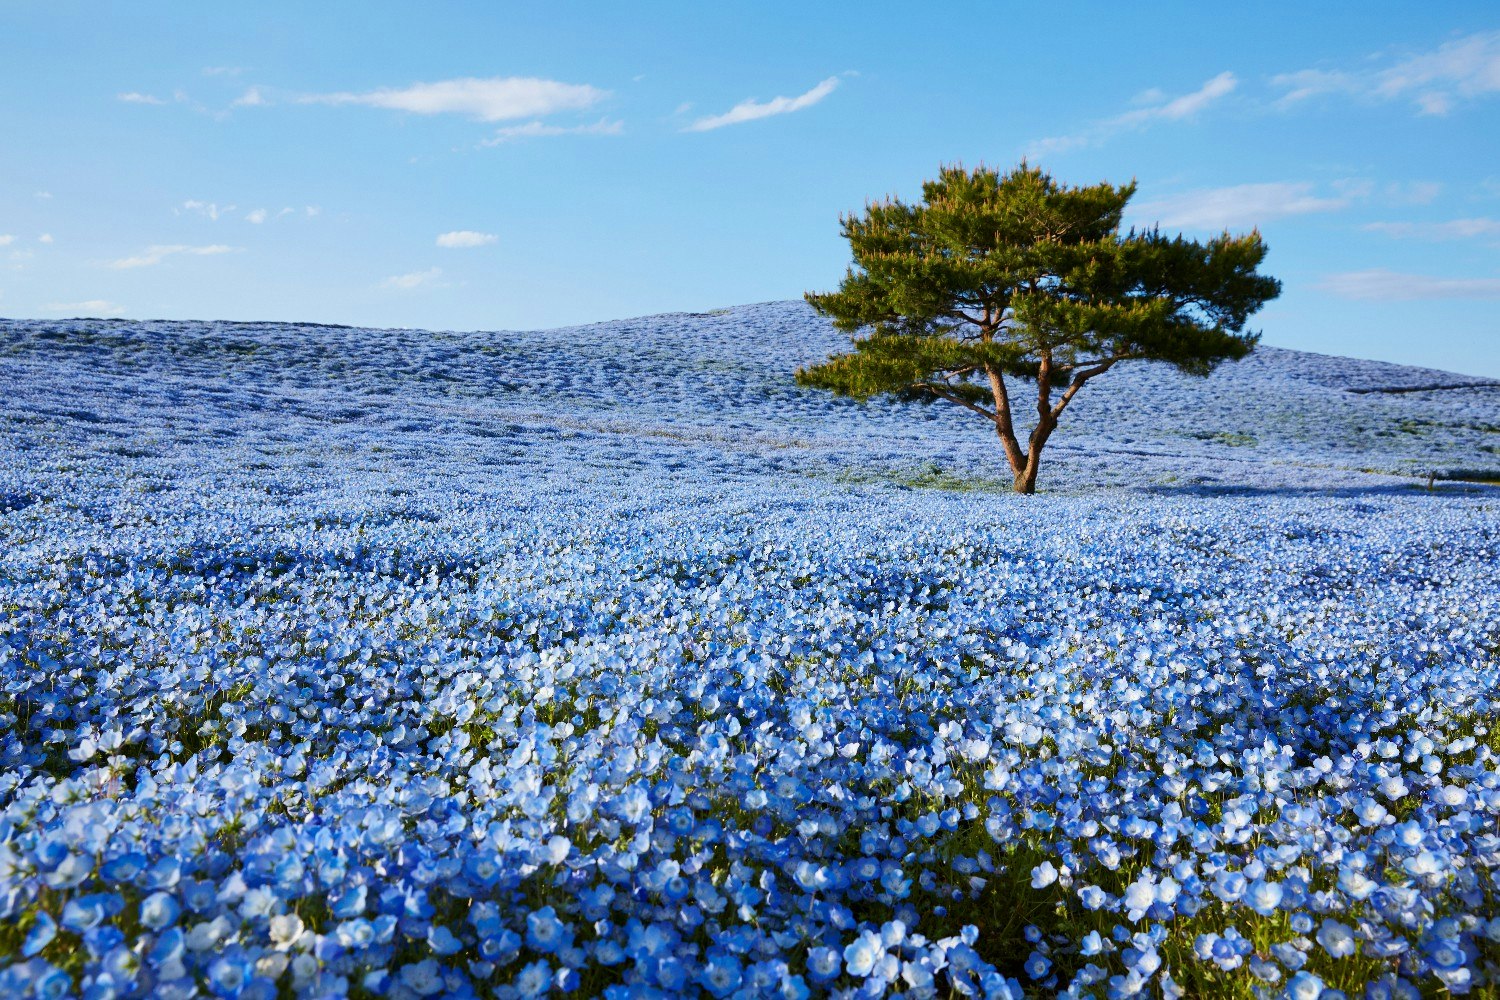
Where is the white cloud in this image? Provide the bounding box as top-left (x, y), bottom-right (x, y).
top-left (306, 76), bottom-right (606, 122)
top-left (480, 118), bottom-right (623, 145)
top-left (180, 200), bottom-right (234, 221)
top-left (1135, 71), bottom-right (1238, 122)
top-left (1130, 181), bottom-right (1348, 230)
top-left (1320, 269), bottom-right (1500, 300)
top-left (0, 235), bottom-right (13, 247)
top-left (1029, 72), bottom-right (1237, 156)
top-left (1332, 178), bottom-right (1443, 205)
top-left (1273, 30), bottom-right (1500, 114)
top-left (39, 234), bottom-right (53, 244)
top-left (45, 299), bottom-right (127, 316)
top-left (1393, 181), bottom-right (1443, 205)
top-left (1364, 217), bottom-right (1500, 240)
top-left (107, 244), bottom-right (235, 269)
top-left (232, 86), bottom-right (267, 108)
top-left (305, 206), bottom-right (321, 217)
top-left (35, 191), bottom-right (52, 200)
top-left (1270, 69), bottom-right (1356, 106)
top-left (436, 230), bottom-right (497, 248)
top-left (381, 267), bottom-right (442, 290)
top-left (245, 209), bottom-right (268, 224)
top-left (118, 91), bottom-right (165, 105)
top-left (685, 76), bottom-right (840, 131)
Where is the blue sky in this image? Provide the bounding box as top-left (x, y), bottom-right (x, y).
top-left (2, 2), bottom-right (1499, 376)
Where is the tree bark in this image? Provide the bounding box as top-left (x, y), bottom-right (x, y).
top-left (1013, 416), bottom-right (1056, 494)
top-left (983, 364), bottom-right (1027, 479)
top-left (1009, 354), bottom-right (1058, 494)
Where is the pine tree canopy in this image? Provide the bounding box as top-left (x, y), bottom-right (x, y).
top-left (797, 163), bottom-right (1282, 493)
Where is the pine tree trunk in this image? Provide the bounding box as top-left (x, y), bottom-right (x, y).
top-left (1012, 415), bottom-right (1057, 495)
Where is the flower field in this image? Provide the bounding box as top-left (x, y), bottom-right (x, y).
top-left (1, 302), bottom-right (1498, 998)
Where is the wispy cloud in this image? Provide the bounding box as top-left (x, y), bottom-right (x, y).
top-left (45, 299), bottom-right (127, 316)
top-left (1320, 269), bottom-right (1500, 300)
top-left (480, 118), bottom-right (623, 145)
top-left (107, 244), bottom-right (235, 269)
top-left (180, 199), bottom-right (234, 220)
top-left (381, 267), bottom-right (443, 290)
top-left (1364, 217), bottom-right (1500, 241)
top-left (0, 235), bottom-right (13, 247)
top-left (436, 231), bottom-right (497, 248)
top-left (117, 91), bottom-right (166, 105)
top-left (1029, 72), bottom-right (1237, 156)
top-left (1273, 30), bottom-right (1500, 115)
top-left (1130, 181), bottom-right (1347, 230)
top-left (685, 76), bottom-right (840, 132)
top-left (39, 234), bottom-right (54, 244)
top-left (1330, 179), bottom-right (1443, 205)
top-left (305, 76), bottom-right (606, 122)
top-left (231, 86), bottom-right (267, 108)
top-left (245, 209), bottom-right (268, 224)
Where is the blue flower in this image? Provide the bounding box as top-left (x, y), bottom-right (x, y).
top-left (805, 946), bottom-right (841, 982)
top-left (1287, 970), bottom-right (1325, 1000)
top-left (23, 912), bottom-right (57, 957)
top-left (525, 906), bottom-right (572, 954)
top-left (140, 891), bottom-right (181, 931)
top-left (843, 929), bottom-right (887, 978)
top-left (1316, 919), bottom-right (1356, 959)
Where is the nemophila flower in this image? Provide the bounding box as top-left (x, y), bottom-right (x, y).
top-left (1337, 868), bottom-right (1376, 901)
top-left (843, 929), bottom-right (888, 978)
top-left (1363, 975), bottom-right (1423, 999)
top-left (1392, 821), bottom-right (1425, 849)
top-left (1212, 869), bottom-right (1248, 903)
top-left (22, 912), bottom-right (57, 957)
top-left (1248, 955), bottom-right (1281, 983)
top-left (1271, 941), bottom-right (1307, 970)
top-left (1317, 919), bottom-right (1356, 959)
top-left (267, 913), bottom-right (303, 949)
top-left (213, 953), bottom-right (263, 997)
top-left (429, 925), bottom-right (464, 956)
top-left (33, 964), bottom-right (73, 1000)
top-left (699, 951), bottom-right (742, 997)
top-left (1246, 878), bottom-right (1284, 915)
top-left (1403, 850), bottom-right (1445, 879)
top-left (1286, 970), bottom-right (1326, 1000)
top-left (805, 946), bottom-right (841, 982)
top-left (402, 959), bottom-right (448, 997)
top-left (525, 906), bottom-right (572, 954)
top-left (1108, 968), bottom-right (1149, 997)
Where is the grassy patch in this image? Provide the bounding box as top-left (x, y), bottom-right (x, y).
top-left (834, 461), bottom-right (1010, 493)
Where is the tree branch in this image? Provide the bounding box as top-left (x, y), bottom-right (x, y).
top-left (912, 382), bottom-right (996, 422)
top-left (1049, 357), bottom-right (1126, 420)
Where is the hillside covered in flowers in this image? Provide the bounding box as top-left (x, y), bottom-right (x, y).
top-left (1, 301), bottom-right (1498, 998)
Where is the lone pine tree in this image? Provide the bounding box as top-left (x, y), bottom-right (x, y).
top-left (798, 163), bottom-right (1281, 494)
